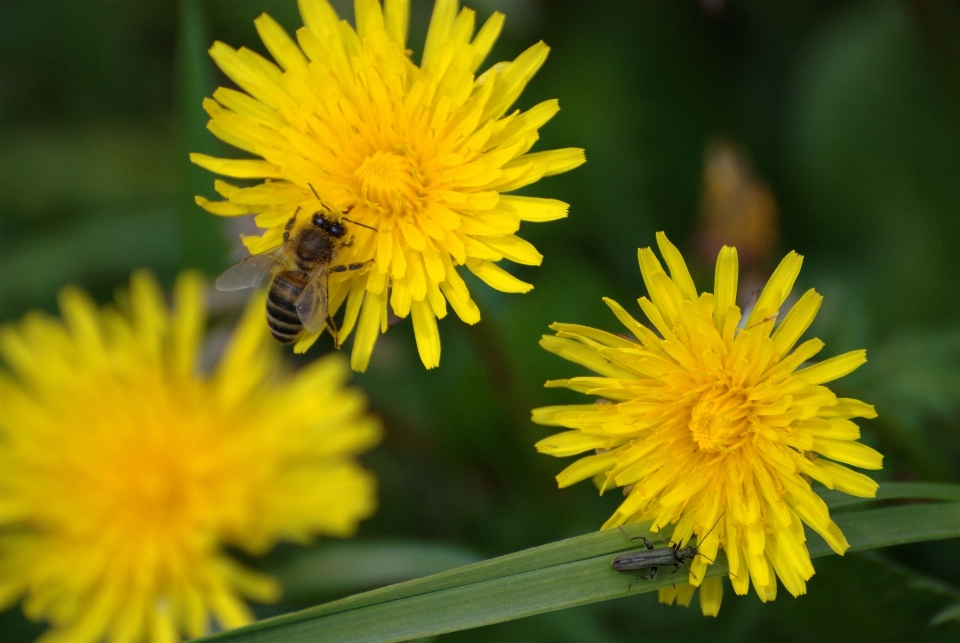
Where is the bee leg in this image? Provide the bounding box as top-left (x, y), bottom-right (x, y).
top-left (330, 260), bottom-right (374, 273)
top-left (325, 315), bottom-right (340, 349)
top-left (627, 567), bottom-right (657, 592)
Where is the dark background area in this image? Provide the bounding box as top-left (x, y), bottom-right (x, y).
top-left (2, 1), bottom-right (959, 641)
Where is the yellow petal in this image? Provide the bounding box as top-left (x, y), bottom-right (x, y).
top-left (747, 251), bottom-right (802, 327)
top-left (812, 437), bottom-right (884, 470)
top-left (350, 292), bottom-right (382, 372)
top-left (481, 235), bottom-right (543, 266)
top-left (481, 41), bottom-right (551, 121)
top-left (383, 0), bottom-right (410, 47)
top-left (503, 147), bottom-right (586, 180)
top-left (713, 246), bottom-right (738, 333)
top-left (535, 428), bottom-right (607, 454)
top-left (771, 288), bottom-right (822, 357)
top-left (466, 259), bottom-right (532, 293)
top-left (538, 335), bottom-right (636, 379)
top-left (195, 196), bottom-right (254, 217)
top-left (410, 299), bottom-right (441, 369)
top-left (353, 0), bottom-right (385, 40)
top-left (496, 195), bottom-right (569, 222)
top-left (212, 87), bottom-right (285, 127)
top-left (208, 42), bottom-right (283, 109)
top-left (699, 576), bottom-right (723, 617)
top-left (439, 282), bottom-right (479, 324)
top-left (655, 232), bottom-right (698, 302)
top-left (818, 398), bottom-right (878, 420)
top-left (485, 99), bottom-right (559, 151)
top-left (298, 0), bottom-right (342, 43)
top-left (795, 349), bottom-right (867, 384)
top-left (470, 11), bottom-right (504, 70)
top-left (421, 0), bottom-right (458, 70)
top-left (811, 459), bottom-right (879, 497)
top-left (254, 13), bottom-right (308, 72)
top-left (190, 153), bottom-right (283, 179)
top-left (675, 582), bottom-right (696, 607)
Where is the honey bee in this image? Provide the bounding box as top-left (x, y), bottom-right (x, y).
top-left (216, 206), bottom-right (374, 347)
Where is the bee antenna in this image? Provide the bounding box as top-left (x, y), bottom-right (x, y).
top-left (341, 216), bottom-right (378, 232)
top-left (307, 183), bottom-right (322, 201)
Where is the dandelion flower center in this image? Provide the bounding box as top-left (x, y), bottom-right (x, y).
top-left (118, 447), bottom-right (190, 526)
top-left (685, 382), bottom-right (750, 452)
top-left (355, 150), bottom-right (419, 208)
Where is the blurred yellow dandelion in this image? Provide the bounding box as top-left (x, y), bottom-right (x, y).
top-left (533, 233), bottom-right (882, 616)
top-left (191, 0), bottom-right (585, 371)
top-left (0, 271), bottom-right (380, 642)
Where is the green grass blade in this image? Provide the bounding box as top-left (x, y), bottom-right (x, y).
top-left (271, 541), bottom-right (483, 599)
top-left (202, 489), bottom-right (960, 643)
top-left (820, 481), bottom-right (960, 510)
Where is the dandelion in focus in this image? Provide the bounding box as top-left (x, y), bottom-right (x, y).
top-left (533, 233), bottom-right (882, 616)
top-left (192, 0), bottom-right (585, 370)
top-left (0, 271), bottom-right (380, 642)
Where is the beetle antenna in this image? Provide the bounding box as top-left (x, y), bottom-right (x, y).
top-left (693, 552), bottom-right (738, 578)
top-left (341, 216), bottom-right (378, 232)
top-left (697, 511), bottom-right (726, 548)
top-left (679, 560), bottom-right (700, 583)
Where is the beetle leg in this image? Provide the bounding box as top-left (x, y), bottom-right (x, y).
top-left (627, 567), bottom-right (658, 592)
top-left (655, 526), bottom-right (679, 548)
top-left (617, 525), bottom-right (655, 549)
top-left (669, 564), bottom-right (681, 575)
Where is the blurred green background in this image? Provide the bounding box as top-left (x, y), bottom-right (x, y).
top-left (2, 0), bottom-right (959, 641)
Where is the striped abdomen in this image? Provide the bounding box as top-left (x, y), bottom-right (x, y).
top-left (266, 270), bottom-right (308, 343)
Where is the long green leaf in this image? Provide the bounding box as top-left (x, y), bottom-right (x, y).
top-left (271, 541), bottom-right (483, 599)
top-left (199, 485), bottom-right (960, 643)
top-left (819, 481), bottom-right (960, 510)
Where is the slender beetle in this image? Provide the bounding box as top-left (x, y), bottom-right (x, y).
top-left (611, 513), bottom-right (728, 591)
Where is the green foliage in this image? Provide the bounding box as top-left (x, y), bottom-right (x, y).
top-left (203, 489), bottom-right (960, 643)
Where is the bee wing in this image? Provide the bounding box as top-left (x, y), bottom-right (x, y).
top-left (293, 262), bottom-right (330, 333)
top-left (215, 247), bottom-right (285, 292)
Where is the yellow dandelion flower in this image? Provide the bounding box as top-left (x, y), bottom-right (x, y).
top-left (190, 0), bottom-right (585, 371)
top-left (0, 271), bottom-right (380, 642)
top-left (533, 233), bottom-right (882, 616)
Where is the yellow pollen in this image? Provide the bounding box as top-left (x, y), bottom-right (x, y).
top-left (355, 150), bottom-right (418, 210)
top-left (688, 386), bottom-right (748, 452)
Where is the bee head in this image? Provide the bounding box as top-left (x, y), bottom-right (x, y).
top-left (312, 213), bottom-right (347, 238)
